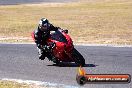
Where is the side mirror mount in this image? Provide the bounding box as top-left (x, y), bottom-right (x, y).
top-left (63, 29), bottom-right (68, 34)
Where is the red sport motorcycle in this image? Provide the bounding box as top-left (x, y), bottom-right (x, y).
top-left (32, 29), bottom-right (85, 66)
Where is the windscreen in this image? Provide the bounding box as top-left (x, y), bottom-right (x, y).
top-left (50, 30), bottom-right (67, 43)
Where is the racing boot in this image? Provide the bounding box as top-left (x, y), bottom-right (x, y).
top-left (37, 48), bottom-right (45, 60)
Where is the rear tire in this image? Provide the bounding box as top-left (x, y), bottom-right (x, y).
top-left (72, 48), bottom-right (85, 66)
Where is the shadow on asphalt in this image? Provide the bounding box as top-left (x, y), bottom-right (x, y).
top-left (47, 62), bottom-right (98, 67)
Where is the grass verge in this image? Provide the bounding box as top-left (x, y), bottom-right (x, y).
top-left (0, 80), bottom-right (32, 88)
top-left (0, 0), bottom-right (132, 45)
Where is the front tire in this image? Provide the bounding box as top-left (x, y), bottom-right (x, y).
top-left (72, 48), bottom-right (85, 66)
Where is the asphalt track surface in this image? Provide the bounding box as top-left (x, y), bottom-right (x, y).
top-left (0, 44), bottom-right (132, 88)
top-left (0, 0), bottom-right (77, 5)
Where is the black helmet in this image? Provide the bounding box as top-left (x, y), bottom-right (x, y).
top-left (39, 18), bottom-right (49, 27)
top-left (38, 18), bottom-right (49, 31)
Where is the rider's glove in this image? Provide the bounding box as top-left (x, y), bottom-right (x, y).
top-left (43, 45), bottom-right (52, 52)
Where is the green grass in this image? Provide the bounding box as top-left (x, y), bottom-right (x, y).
top-left (0, 1), bottom-right (132, 45)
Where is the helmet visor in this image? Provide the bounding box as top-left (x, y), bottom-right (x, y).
top-left (40, 23), bottom-right (48, 31)
top-left (42, 23), bottom-right (48, 27)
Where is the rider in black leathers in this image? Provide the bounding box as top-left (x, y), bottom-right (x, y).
top-left (33, 18), bottom-right (60, 60)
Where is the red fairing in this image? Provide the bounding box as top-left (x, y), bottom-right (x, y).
top-left (62, 32), bottom-right (73, 52)
top-left (47, 30), bottom-right (74, 62)
top-left (31, 31), bottom-right (35, 41)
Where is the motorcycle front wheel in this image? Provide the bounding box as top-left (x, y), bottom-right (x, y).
top-left (72, 48), bottom-right (85, 66)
